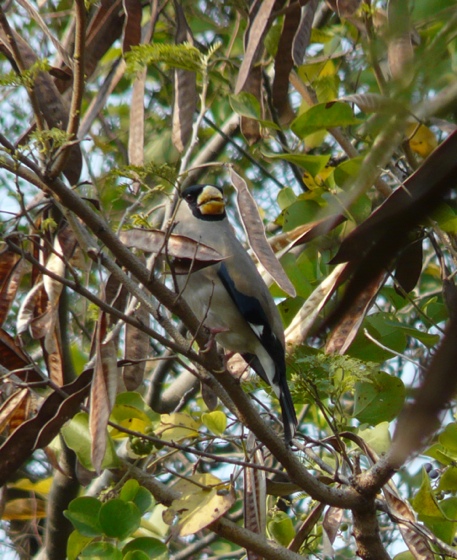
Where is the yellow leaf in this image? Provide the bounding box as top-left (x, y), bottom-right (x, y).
top-left (406, 123), bottom-right (438, 158)
top-left (110, 417), bottom-right (150, 439)
top-left (303, 166), bottom-right (334, 190)
top-left (12, 477), bottom-right (53, 496)
top-left (202, 411), bottom-right (227, 436)
top-left (3, 498), bottom-right (47, 520)
top-left (170, 474), bottom-right (235, 536)
top-left (157, 412), bottom-right (200, 442)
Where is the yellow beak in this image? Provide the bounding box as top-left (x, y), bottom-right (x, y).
top-left (197, 186), bottom-right (225, 215)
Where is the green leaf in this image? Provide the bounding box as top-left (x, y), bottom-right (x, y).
top-left (348, 313), bottom-right (408, 362)
top-left (268, 512), bottom-right (295, 546)
top-left (439, 497), bottom-right (457, 542)
top-left (125, 43), bottom-right (203, 74)
top-left (424, 443), bottom-right (457, 467)
top-left (291, 102), bottom-right (361, 138)
top-left (375, 318), bottom-right (440, 348)
top-left (262, 151), bottom-right (330, 176)
top-left (202, 411), bottom-right (227, 436)
top-left (61, 412), bottom-right (119, 471)
top-left (277, 187), bottom-right (297, 210)
top-left (353, 372), bottom-right (405, 424)
top-left (279, 295), bottom-right (306, 327)
top-left (346, 193), bottom-right (372, 224)
top-left (357, 422), bottom-right (391, 455)
top-left (229, 92), bottom-right (281, 130)
top-left (67, 531), bottom-right (93, 560)
top-left (412, 470), bottom-right (456, 543)
top-left (122, 537), bottom-right (168, 558)
top-left (439, 422), bottom-right (457, 453)
top-left (431, 203), bottom-right (457, 234)
top-left (276, 200), bottom-right (321, 231)
top-left (80, 542), bottom-right (122, 560)
top-left (277, 254), bottom-right (313, 300)
top-left (438, 466), bottom-right (457, 492)
top-left (99, 499), bottom-right (142, 541)
top-left (229, 92), bottom-right (261, 120)
top-left (115, 392), bottom-right (158, 420)
top-left (133, 487), bottom-right (154, 515)
top-left (120, 479), bottom-right (140, 502)
top-left (411, 468), bottom-right (443, 518)
top-left (64, 497), bottom-right (103, 537)
top-left (333, 157), bottom-right (364, 189)
top-left (393, 552), bottom-right (415, 560)
top-left (123, 551), bottom-right (150, 560)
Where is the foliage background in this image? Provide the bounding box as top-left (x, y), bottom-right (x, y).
top-left (1, 0), bottom-right (457, 559)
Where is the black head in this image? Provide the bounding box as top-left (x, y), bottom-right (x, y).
top-left (180, 184), bottom-right (226, 221)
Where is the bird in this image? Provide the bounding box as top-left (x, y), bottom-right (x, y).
top-left (172, 184), bottom-right (297, 443)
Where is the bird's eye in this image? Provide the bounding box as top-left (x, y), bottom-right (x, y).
top-left (185, 194), bottom-right (194, 201)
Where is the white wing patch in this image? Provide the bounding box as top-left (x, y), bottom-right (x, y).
top-left (248, 322), bottom-right (265, 339)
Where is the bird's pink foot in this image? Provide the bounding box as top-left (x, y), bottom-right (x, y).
top-left (200, 326), bottom-right (229, 353)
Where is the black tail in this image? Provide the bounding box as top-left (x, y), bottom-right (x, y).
top-left (243, 353), bottom-right (297, 444)
top-left (279, 375), bottom-right (297, 444)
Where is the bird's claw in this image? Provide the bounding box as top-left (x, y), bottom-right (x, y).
top-left (200, 326), bottom-right (229, 354)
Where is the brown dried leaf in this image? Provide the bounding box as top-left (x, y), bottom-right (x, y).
top-left (325, 270), bottom-right (386, 355)
top-left (129, 70), bottom-right (146, 173)
top-left (443, 277), bottom-right (457, 322)
top-left (172, 1), bottom-right (197, 152)
top-left (0, 369), bottom-right (92, 487)
top-left (34, 372), bottom-right (93, 449)
top-left (14, 0), bottom-right (72, 68)
top-left (43, 329), bottom-right (64, 386)
top-left (272, 4), bottom-right (300, 124)
top-left (0, 388), bottom-right (30, 434)
top-left (325, 0), bottom-right (361, 17)
top-left (57, 222), bottom-right (78, 261)
top-left (122, 0), bottom-right (142, 53)
top-left (172, 68), bottom-right (197, 152)
top-left (29, 309), bottom-right (53, 340)
top-left (0, 328), bottom-right (41, 381)
top-left (327, 130), bottom-right (457, 328)
top-left (0, 29), bottom-right (82, 184)
top-left (124, 0), bottom-right (145, 190)
top-left (244, 438), bottom-right (266, 541)
top-left (122, 302), bottom-right (149, 391)
top-left (201, 382), bottom-right (218, 411)
top-left (270, 214), bottom-right (346, 256)
top-left (394, 238), bottom-right (423, 294)
top-left (0, 248), bottom-right (24, 327)
top-left (90, 313), bottom-right (118, 473)
top-left (230, 169), bottom-right (296, 297)
top-left (85, 1), bottom-right (125, 81)
top-left (322, 506), bottom-right (343, 546)
top-left (120, 228), bottom-right (224, 265)
top-left (235, 0), bottom-right (276, 94)
top-left (339, 93), bottom-right (405, 114)
top-left (289, 502), bottom-right (325, 553)
top-left (43, 238), bottom-right (65, 312)
top-left (391, 318), bottom-right (457, 467)
top-left (16, 281), bottom-right (46, 336)
top-left (383, 487), bottom-right (434, 560)
top-left (292, 0), bottom-right (319, 66)
top-left (387, 0), bottom-right (414, 86)
top-left (240, 66), bottom-right (263, 145)
top-left (388, 34), bottom-right (414, 87)
top-left (105, 271), bottom-right (127, 311)
top-left (285, 264), bottom-right (346, 351)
